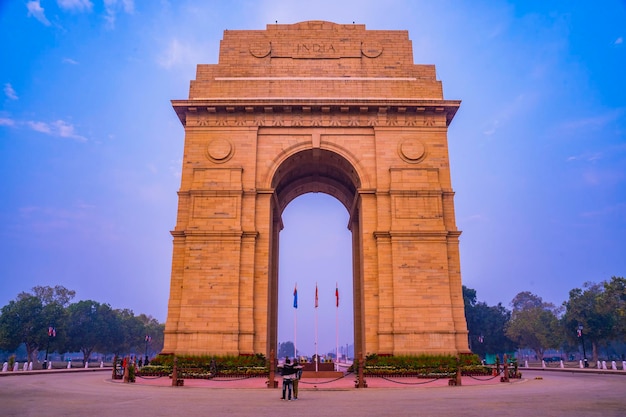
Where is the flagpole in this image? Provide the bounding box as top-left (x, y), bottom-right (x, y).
top-left (294, 307), bottom-right (297, 359)
top-left (293, 283), bottom-right (298, 360)
top-left (315, 282), bottom-right (318, 373)
top-left (335, 282), bottom-right (339, 371)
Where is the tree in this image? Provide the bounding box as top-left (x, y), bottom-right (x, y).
top-left (278, 341), bottom-right (298, 360)
top-left (0, 295), bottom-right (44, 362)
top-left (22, 285), bottom-right (75, 307)
top-left (601, 277), bottom-right (626, 340)
top-left (506, 292), bottom-right (562, 361)
top-left (510, 291), bottom-right (544, 311)
top-left (64, 300), bottom-right (121, 364)
top-left (137, 314), bottom-right (164, 358)
top-left (0, 286), bottom-right (72, 363)
top-left (562, 281), bottom-right (616, 362)
top-left (115, 309), bottom-right (144, 356)
top-left (463, 286), bottom-right (516, 357)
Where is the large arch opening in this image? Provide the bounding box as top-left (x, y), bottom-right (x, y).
top-left (268, 148), bottom-right (363, 361)
top-left (277, 193), bottom-right (354, 361)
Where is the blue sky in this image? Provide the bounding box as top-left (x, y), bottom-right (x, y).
top-left (1, 1), bottom-right (625, 357)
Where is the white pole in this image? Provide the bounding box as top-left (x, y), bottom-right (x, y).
top-left (335, 282), bottom-right (339, 371)
top-left (293, 283), bottom-right (298, 361)
top-left (315, 282), bottom-right (318, 373)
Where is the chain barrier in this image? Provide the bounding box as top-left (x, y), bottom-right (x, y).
top-left (137, 372), bottom-right (264, 382)
top-left (465, 368), bottom-right (503, 381)
top-left (376, 375), bottom-right (444, 385)
top-left (136, 374), bottom-right (164, 380)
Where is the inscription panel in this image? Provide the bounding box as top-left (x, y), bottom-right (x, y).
top-left (271, 39), bottom-right (364, 59)
top-left (192, 168), bottom-right (242, 190)
top-left (193, 196), bottom-right (238, 219)
top-left (390, 168), bottom-right (440, 189)
top-left (393, 195), bottom-right (442, 219)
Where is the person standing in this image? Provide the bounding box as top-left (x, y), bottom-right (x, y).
top-left (279, 358), bottom-right (296, 400)
top-left (292, 359), bottom-right (303, 400)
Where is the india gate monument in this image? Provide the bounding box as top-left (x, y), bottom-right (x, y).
top-left (163, 21), bottom-right (470, 358)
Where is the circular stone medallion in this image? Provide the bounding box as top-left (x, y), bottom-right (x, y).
top-left (398, 139), bottom-right (426, 163)
top-left (249, 42), bottom-right (272, 58)
top-left (207, 138), bottom-right (234, 163)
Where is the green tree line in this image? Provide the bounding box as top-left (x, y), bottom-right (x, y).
top-left (0, 286), bottom-right (164, 365)
top-left (464, 276), bottom-right (626, 362)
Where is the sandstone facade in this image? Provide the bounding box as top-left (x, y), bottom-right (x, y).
top-left (164, 21), bottom-right (469, 358)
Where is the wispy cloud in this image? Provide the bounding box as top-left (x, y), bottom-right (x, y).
top-left (580, 167), bottom-right (624, 187)
top-left (581, 202), bottom-right (626, 218)
top-left (103, 0), bottom-right (135, 29)
top-left (57, 0), bottom-right (93, 12)
top-left (157, 38), bottom-right (201, 69)
top-left (566, 152), bottom-right (603, 163)
top-left (63, 57), bottom-right (80, 65)
top-left (14, 202), bottom-right (122, 244)
top-left (615, 37), bottom-right (623, 45)
top-left (26, 119), bottom-right (87, 142)
top-left (169, 159), bottom-right (182, 178)
top-left (558, 109), bottom-right (624, 132)
top-left (3, 83), bottom-right (18, 100)
top-left (26, 0), bottom-right (51, 26)
top-left (27, 120), bottom-right (52, 134)
top-left (0, 117), bottom-right (16, 126)
top-left (482, 92), bottom-right (539, 136)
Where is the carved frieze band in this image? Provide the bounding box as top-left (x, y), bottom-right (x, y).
top-left (185, 112), bottom-right (444, 128)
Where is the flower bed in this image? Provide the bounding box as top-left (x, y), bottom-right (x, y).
top-left (137, 354), bottom-right (268, 379)
top-left (361, 353), bottom-right (490, 377)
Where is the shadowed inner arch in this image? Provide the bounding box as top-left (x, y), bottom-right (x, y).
top-left (272, 149), bottom-right (361, 214)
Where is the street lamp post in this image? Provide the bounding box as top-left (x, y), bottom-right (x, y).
top-left (44, 326), bottom-right (56, 370)
top-left (144, 335), bottom-right (151, 365)
top-left (577, 324), bottom-right (588, 368)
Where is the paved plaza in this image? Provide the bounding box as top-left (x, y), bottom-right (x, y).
top-left (1, 369), bottom-right (625, 416)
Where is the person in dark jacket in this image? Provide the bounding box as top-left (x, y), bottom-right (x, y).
top-left (279, 358), bottom-right (297, 400)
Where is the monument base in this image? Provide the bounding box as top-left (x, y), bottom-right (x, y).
top-left (301, 370), bottom-right (344, 379)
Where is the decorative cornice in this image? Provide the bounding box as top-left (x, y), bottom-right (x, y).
top-left (169, 230), bottom-right (258, 239)
top-left (172, 99), bottom-right (460, 127)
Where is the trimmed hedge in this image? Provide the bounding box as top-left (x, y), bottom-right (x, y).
top-left (361, 353), bottom-right (491, 377)
top-left (138, 354), bottom-right (268, 378)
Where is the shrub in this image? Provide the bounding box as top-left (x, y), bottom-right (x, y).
top-left (362, 353), bottom-right (485, 376)
top-left (139, 354), bottom-right (268, 378)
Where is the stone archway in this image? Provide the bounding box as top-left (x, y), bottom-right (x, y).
top-left (267, 146), bottom-right (364, 359)
top-left (163, 21), bottom-right (469, 358)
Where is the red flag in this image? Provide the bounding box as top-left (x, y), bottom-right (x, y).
top-left (335, 284), bottom-right (339, 308)
top-left (315, 284), bottom-right (318, 308)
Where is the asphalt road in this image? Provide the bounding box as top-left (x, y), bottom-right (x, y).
top-left (0, 370), bottom-right (625, 417)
